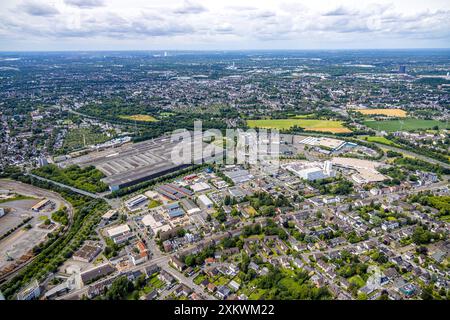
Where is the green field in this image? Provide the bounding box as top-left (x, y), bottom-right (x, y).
top-left (32, 164), bottom-right (109, 193)
top-left (364, 119), bottom-right (450, 132)
top-left (365, 136), bottom-right (400, 147)
top-left (246, 119), bottom-right (351, 133)
top-left (348, 275), bottom-right (366, 288)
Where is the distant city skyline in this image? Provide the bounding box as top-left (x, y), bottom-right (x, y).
top-left (0, 0), bottom-right (449, 51)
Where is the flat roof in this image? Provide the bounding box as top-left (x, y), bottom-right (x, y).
top-left (168, 209), bottom-right (185, 218)
top-left (107, 224), bottom-right (130, 238)
top-left (59, 132), bottom-right (223, 188)
top-left (102, 210), bottom-right (117, 219)
top-left (198, 194), bottom-right (213, 206)
top-left (299, 136), bottom-right (345, 149)
top-left (126, 194), bottom-right (148, 207)
top-left (191, 182), bottom-right (211, 192)
top-left (142, 214), bottom-right (162, 228)
top-left (73, 243), bottom-right (101, 260)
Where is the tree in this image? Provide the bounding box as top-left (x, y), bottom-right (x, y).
top-left (184, 255), bottom-right (195, 267)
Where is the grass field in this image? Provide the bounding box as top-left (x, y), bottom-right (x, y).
top-left (365, 136), bottom-right (400, 147)
top-left (348, 275), bottom-right (366, 288)
top-left (148, 200), bottom-right (162, 209)
top-left (364, 119), bottom-right (450, 132)
top-left (356, 108), bottom-right (407, 117)
top-left (118, 114), bottom-right (158, 122)
top-left (246, 119), bottom-right (351, 133)
top-left (63, 128), bottom-right (109, 151)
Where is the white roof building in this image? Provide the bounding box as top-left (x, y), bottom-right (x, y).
top-left (102, 210), bottom-right (118, 220)
top-left (284, 161), bottom-right (335, 181)
top-left (107, 224), bottom-right (130, 238)
top-left (125, 194), bottom-right (148, 209)
top-left (191, 182), bottom-right (211, 193)
top-left (142, 214), bottom-right (171, 234)
top-left (198, 195), bottom-right (213, 208)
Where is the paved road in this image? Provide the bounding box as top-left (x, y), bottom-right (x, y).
top-left (158, 263), bottom-right (217, 300)
top-left (58, 254), bottom-right (172, 300)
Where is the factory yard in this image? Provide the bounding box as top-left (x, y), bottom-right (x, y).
top-left (0, 179), bottom-right (72, 274)
top-left (246, 119), bottom-right (352, 133)
top-left (0, 199), bottom-right (38, 237)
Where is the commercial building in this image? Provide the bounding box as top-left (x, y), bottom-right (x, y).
top-left (125, 194), bottom-right (148, 210)
top-left (180, 198), bottom-right (201, 215)
top-left (157, 184), bottom-right (193, 200)
top-left (191, 182), bottom-right (211, 193)
top-left (80, 263), bottom-right (116, 285)
top-left (165, 202), bottom-right (185, 219)
top-left (142, 214), bottom-right (171, 235)
top-left (102, 209), bottom-right (118, 221)
top-left (17, 280), bottom-right (41, 300)
top-left (107, 224), bottom-right (130, 238)
top-left (284, 161), bottom-right (335, 181)
top-left (106, 224), bottom-right (134, 244)
top-left (224, 169), bottom-right (254, 184)
top-left (73, 242), bottom-right (102, 263)
top-left (331, 157), bottom-right (386, 184)
top-left (299, 136), bottom-right (348, 151)
top-left (198, 194), bottom-right (214, 209)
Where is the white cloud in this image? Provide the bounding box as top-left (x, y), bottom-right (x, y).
top-left (0, 0), bottom-right (449, 50)
top-left (64, 0), bottom-right (105, 9)
top-left (19, 0), bottom-right (59, 16)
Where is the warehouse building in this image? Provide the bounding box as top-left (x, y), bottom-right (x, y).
top-left (73, 242), bottom-right (102, 263)
top-left (106, 224), bottom-right (134, 244)
top-left (284, 161), bottom-right (335, 181)
top-left (157, 183), bottom-right (193, 200)
top-left (125, 194), bottom-right (148, 210)
top-left (59, 133), bottom-right (223, 191)
top-left (165, 202), bottom-right (185, 219)
top-left (198, 195), bottom-right (214, 209)
top-left (80, 263), bottom-right (116, 286)
top-left (180, 198), bottom-right (201, 215)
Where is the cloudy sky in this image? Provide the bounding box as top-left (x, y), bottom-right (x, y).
top-left (0, 0), bottom-right (449, 51)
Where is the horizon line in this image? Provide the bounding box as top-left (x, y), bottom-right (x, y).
top-left (1, 47), bottom-right (450, 53)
